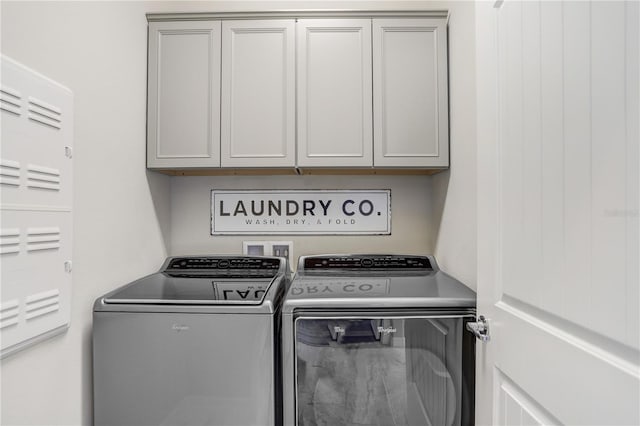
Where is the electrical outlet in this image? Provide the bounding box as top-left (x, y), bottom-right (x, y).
top-left (242, 240), bottom-right (293, 268)
top-left (271, 243), bottom-right (290, 258)
top-left (270, 241), bottom-right (293, 268)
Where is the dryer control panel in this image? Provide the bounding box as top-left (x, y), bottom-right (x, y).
top-left (301, 255), bottom-right (432, 271)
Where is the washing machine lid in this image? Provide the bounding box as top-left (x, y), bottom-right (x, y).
top-left (283, 254), bottom-right (476, 312)
top-left (103, 273), bottom-right (277, 305)
top-left (103, 256), bottom-right (284, 305)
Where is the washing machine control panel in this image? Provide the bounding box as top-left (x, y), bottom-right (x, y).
top-left (302, 255), bottom-right (432, 270)
top-left (167, 257), bottom-right (281, 271)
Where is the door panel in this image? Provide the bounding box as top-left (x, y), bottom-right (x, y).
top-left (147, 21), bottom-right (221, 168)
top-left (296, 19), bottom-right (373, 167)
top-left (495, 372), bottom-right (555, 426)
top-left (476, 1), bottom-right (639, 425)
top-left (372, 18), bottom-right (448, 168)
top-left (221, 20), bottom-right (295, 167)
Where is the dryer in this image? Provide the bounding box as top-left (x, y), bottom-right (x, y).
top-left (93, 255), bottom-right (289, 426)
top-left (282, 254), bottom-right (476, 426)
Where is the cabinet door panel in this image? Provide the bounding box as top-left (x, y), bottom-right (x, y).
top-left (147, 21), bottom-right (221, 168)
top-left (221, 20), bottom-right (295, 167)
top-left (297, 19), bottom-right (373, 167)
top-left (373, 19), bottom-right (448, 168)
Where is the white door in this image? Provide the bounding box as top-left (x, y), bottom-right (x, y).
top-left (221, 20), bottom-right (295, 168)
top-left (296, 19), bottom-right (373, 168)
top-left (476, 1), bottom-right (639, 425)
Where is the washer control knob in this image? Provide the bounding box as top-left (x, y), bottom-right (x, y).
top-left (361, 258), bottom-right (374, 267)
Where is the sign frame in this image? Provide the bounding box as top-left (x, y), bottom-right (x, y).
top-left (210, 189), bottom-right (391, 235)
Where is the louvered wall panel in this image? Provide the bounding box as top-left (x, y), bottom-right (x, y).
top-left (0, 59), bottom-right (72, 209)
top-left (0, 211), bottom-right (72, 357)
top-left (0, 55), bottom-right (73, 358)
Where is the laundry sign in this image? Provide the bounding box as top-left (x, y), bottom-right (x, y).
top-left (211, 190), bottom-right (391, 235)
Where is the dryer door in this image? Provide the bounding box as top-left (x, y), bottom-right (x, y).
top-left (294, 315), bottom-right (475, 426)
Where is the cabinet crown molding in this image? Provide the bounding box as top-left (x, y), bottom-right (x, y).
top-left (147, 10), bottom-right (449, 22)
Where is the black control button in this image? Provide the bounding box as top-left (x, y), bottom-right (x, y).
top-left (361, 258), bottom-right (374, 267)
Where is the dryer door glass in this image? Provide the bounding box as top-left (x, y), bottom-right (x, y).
top-left (294, 316), bottom-right (472, 426)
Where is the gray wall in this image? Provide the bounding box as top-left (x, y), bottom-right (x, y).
top-left (171, 175), bottom-right (436, 258)
top-left (0, 1), bottom-right (476, 425)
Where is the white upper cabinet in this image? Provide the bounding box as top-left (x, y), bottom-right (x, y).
top-left (221, 20), bottom-right (295, 168)
top-left (147, 21), bottom-right (221, 168)
top-left (373, 18), bottom-right (449, 168)
top-left (296, 19), bottom-right (373, 168)
top-left (146, 13), bottom-right (450, 173)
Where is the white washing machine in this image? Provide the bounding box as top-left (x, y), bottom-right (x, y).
top-left (281, 254), bottom-right (476, 426)
top-left (93, 255), bottom-right (289, 426)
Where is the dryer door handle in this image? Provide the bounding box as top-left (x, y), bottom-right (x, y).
top-left (466, 315), bottom-right (490, 342)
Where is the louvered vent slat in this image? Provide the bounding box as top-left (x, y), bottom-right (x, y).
top-left (26, 227), bottom-right (60, 252)
top-left (25, 289), bottom-right (60, 320)
top-left (0, 86), bottom-right (22, 115)
top-left (0, 160), bottom-right (21, 187)
top-left (27, 164), bottom-right (61, 191)
top-left (0, 228), bottom-right (21, 255)
top-left (0, 300), bottom-right (20, 330)
top-left (28, 96), bottom-right (62, 129)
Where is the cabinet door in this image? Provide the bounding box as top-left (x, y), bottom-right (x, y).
top-left (147, 21), bottom-right (221, 168)
top-left (297, 19), bottom-right (373, 167)
top-left (221, 20), bottom-right (295, 168)
top-left (373, 19), bottom-right (449, 168)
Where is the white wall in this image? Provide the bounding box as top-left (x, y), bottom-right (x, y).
top-left (0, 1), bottom-right (476, 425)
top-left (1, 2), bottom-right (171, 425)
top-left (432, 1), bottom-right (477, 289)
